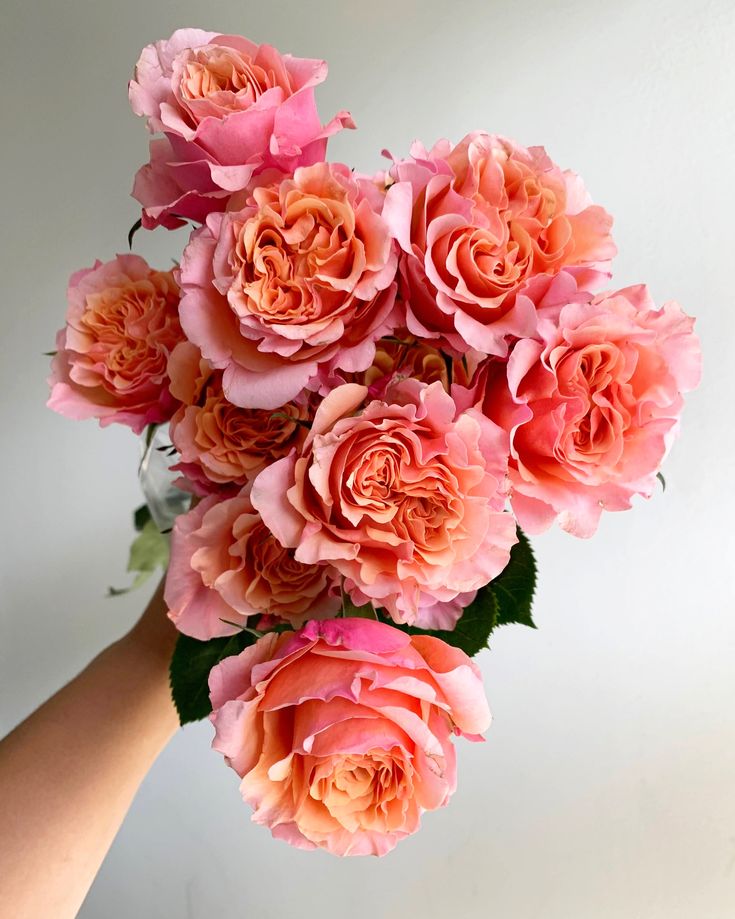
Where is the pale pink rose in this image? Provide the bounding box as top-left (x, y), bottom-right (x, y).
top-left (480, 285), bottom-right (701, 537)
top-left (179, 162), bottom-right (399, 409)
top-left (129, 29), bottom-right (354, 228)
top-left (165, 490), bottom-right (341, 638)
top-left (251, 380), bottom-right (517, 628)
top-left (209, 618), bottom-right (491, 856)
top-left (47, 254), bottom-right (182, 434)
top-left (383, 133), bottom-right (616, 356)
top-left (167, 341), bottom-right (311, 494)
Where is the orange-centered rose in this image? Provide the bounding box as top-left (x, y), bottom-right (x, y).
top-left (384, 133), bottom-right (616, 356)
top-left (179, 162), bottom-right (399, 409)
top-left (47, 254), bottom-right (183, 434)
top-left (166, 490), bottom-right (341, 638)
top-left (252, 380), bottom-right (517, 628)
top-left (167, 341), bottom-right (311, 493)
top-left (209, 618), bottom-right (491, 856)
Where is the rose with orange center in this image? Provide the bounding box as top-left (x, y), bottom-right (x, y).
top-left (208, 618), bottom-right (491, 856)
top-left (47, 254), bottom-right (183, 434)
top-left (129, 29), bottom-right (354, 229)
top-left (476, 285), bottom-right (701, 536)
top-left (179, 162), bottom-right (399, 409)
top-left (165, 490), bottom-right (341, 639)
top-left (325, 331), bottom-right (476, 400)
top-left (252, 380), bottom-right (516, 628)
top-left (166, 341), bottom-right (311, 494)
top-left (364, 336), bottom-right (449, 394)
top-left (383, 132), bottom-right (616, 356)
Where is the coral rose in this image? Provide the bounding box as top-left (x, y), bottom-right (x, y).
top-left (129, 29), bottom-right (354, 228)
top-left (165, 490), bottom-right (341, 638)
top-left (179, 162), bottom-right (399, 409)
top-left (47, 254), bottom-right (182, 434)
top-left (481, 285), bottom-right (701, 536)
top-left (209, 618), bottom-right (491, 856)
top-left (167, 342), bottom-right (311, 494)
top-left (383, 133), bottom-right (616, 356)
top-left (251, 380), bottom-right (517, 628)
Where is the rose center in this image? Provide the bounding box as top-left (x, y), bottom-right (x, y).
top-left (180, 48), bottom-right (267, 105)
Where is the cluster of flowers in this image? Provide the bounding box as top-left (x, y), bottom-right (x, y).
top-left (47, 29), bottom-right (700, 856)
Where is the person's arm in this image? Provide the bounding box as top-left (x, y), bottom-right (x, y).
top-left (0, 581), bottom-right (179, 919)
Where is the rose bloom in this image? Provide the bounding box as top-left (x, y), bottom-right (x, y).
top-left (167, 341), bottom-right (311, 494)
top-left (47, 254), bottom-right (182, 434)
top-left (179, 162), bottom-right (399, 409)
top-left (165, 490), bottom-right (341, 638)
top-left (325, 332), bottom-right (477, 401)
top-left (209, 618), bottom-right (491, 856)
top-left (383, 132), bottom-right (616, 356)
top-left (129, 28), bottom-right (354, 228)
top-left (364, 336), bottom-right (450, 395)
top-left (480, 285), bottom-right (701, 537)
top-left (252, 380), bottom-right (517, 628)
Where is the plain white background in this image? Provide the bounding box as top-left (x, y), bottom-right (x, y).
top-left (1, 1), bottom-right (733, 916)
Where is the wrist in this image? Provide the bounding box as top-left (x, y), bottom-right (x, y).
top-left (122, 580), bottom-right (178, 669)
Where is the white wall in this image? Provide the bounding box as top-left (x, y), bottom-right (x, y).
top-left (1, 1), bottom-right (733, 916)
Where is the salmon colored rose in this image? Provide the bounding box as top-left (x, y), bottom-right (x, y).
top-left (481, 285), bottom-right (701, 536)
top-left (165, 490), bottom-right (341, 638)
top-left (129, 28), bottom-right (354, 228)
top-left (179, 162), bottom-right (399, 409)
top-left (47, 254), bottom-right (182, 434)
top-left (209, 618), bottom-right (491, 856)
top-left (167, 342), bottom-right (311, 494)
top-left (383, 133), bottom-right (616, 356)
top-left (252, 380), bottom-right (517, 628)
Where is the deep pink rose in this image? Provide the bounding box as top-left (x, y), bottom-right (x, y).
top-left (178, 162), bottom-right (399, 409)
top-left (167, 341), bottom-right (311, 495)
top-left (383, 133), bottom-right (616, 356)
top-left (165, 490), bottom-right (341, 638)
top-left (209, 618), bottom-right (491, 856)
top-left (480, 285), bottom-right (701, 536)
top-left (47, 254), bottom-right (182, 434)
top-left (129, 29), bottom-right (354, 228)
top-left (251, 380), bottom-right (516, 627)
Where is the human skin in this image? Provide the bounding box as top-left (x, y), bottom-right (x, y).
top-left (0, 581), bottom-right (178, 919)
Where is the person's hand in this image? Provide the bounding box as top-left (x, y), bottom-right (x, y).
top-left (123, 577), bottom-right (178, 668)
top-left (0, 579), bottom-right (179, 919)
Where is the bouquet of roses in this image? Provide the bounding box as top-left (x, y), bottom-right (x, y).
top-left (47, 28), bottom-right (701, 857)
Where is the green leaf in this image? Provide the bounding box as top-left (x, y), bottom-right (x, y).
top-left (128, 517), bottom-right (169, 572)
top-left (379, 586), bottom-right (498, 658)
top-left (108, 517), bottom-right (169, 597)
top-left (342, 596), bottom-right (378, 619)
top-left (170, 631), bottom-right (256, 725)
top-left (133, 503), bottom-right (152, 532)
top-left (143, 423), bottom-right (159, 451)
top-left (657, 471), bottom-right (666, 492)
top-left (127, 217), bottom-right (143, 249)
top-left (490, 528), bottom-right (537, 629)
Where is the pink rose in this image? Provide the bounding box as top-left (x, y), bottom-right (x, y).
top-left (481, 285), bottom-right (701, 536)
top-left (166, 490), bottom-right (341, 638)
top-left (209, 618), bottom-right (491, 856)
top-left (383, 133), bottom-right (616, 356)
top-left (252, 380), bottom-right (517, 628)
top-left (47, 254), bottom-right (182, 434)
top-left (167, 341), bottom-right (311, 494)
top-left (129, 29), bottom-right (354, 228)
top-left (179, 162), bottom-right (399, 409)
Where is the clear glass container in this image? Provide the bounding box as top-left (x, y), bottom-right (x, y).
top-left (138, 425), bottom-right (191, 531)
